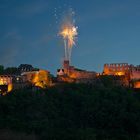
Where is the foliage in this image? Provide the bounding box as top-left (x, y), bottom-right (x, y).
top-left (0, 65), bottom-right (4, 75)
top-left (4, 67), bottom-right (19, 75)
top-left (0, 66), bottom-right (19, 75)
top-left (0, 84), bottom-right (140, 139)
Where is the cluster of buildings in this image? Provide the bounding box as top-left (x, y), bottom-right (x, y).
top-left (0, 60), bottom-right (140, 95)
top-left (0, 64), bottom-right (51, 95)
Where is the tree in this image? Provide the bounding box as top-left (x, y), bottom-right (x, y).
top-left (4, 67), bottom-right (18, 75)
top-left (0, 65), bottom-right (4, 75)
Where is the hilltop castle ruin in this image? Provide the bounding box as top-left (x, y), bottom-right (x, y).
top-left (103, 63), bottom-right (140, 88)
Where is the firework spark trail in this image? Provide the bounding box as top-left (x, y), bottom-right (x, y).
top-left (68, 45), bottom-right (72, 62)
top-left (64, 39), bottom-right (67, 59)
top-left (59, 9), bottom-right (78, 62)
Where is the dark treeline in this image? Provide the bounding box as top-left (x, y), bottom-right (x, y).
top-left (0, 65), bottom-right (39, 75)
top-left (0, 65), bottom-right (19, 75)
top-left (0, 83), bottom-right (140, 140)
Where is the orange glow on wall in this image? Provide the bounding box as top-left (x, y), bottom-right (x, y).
top-left (103, 63), bottom-right (129, 76)
top-left (0, 76), bottom-right (13, 94)
top-left (115, 72), bottom-right (125, 76)
top-left (21, 70), bottom-right (51, 88)
top-left (32, 70), bottom-right (50, 88)
top-left (8, 84), bottom-right (13, 92)
top-left (134, 81), bottom-right (140, 88)
top-left (69, 73), bottom-right (77, 79)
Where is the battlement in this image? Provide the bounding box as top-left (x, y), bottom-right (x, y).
top-left (130, 65), bottom-right (140, 71)
top-left (104, 63), bottom-right (129, 70)
top-left (103, 63), bottom-right (129, 76)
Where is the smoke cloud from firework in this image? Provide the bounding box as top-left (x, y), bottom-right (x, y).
top-left (59, 9), bottom-right (78, 62)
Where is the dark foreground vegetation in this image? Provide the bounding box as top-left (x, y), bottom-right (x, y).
top-left (0, 83), bottom-right (140, 140)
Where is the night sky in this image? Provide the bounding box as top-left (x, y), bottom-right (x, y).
top-left (0, 0), bottom-right (140, 74)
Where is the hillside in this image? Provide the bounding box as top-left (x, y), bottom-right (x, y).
top-left (0, 83), bottom-right (140, 140)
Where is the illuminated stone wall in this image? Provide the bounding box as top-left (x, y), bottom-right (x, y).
top-left (103, 63), bottom-right (129, 76)
top-left (130, 65), bottom-right (140, 80)
top-left (21, 70), bottom-right (51, 88)
top-left (133, 81), bottom-right (140, 88)
top-left (69, 69), bottom-right (96, 79)
top-left (62, 60), bottom-right (96, 82)
top-left (0, 75), bottom-right (13, 93)
top-left (103, 63), bottom-right (140, 88)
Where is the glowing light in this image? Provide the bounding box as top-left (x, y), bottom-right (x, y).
top-left (134, 81), bottom-right (140, 88)
top-left (8, 84), bottom-right (13, 93)
top-left (115, 72), bottom-right (125, 76)
top-left (16, 77), bottom-right (19, 81)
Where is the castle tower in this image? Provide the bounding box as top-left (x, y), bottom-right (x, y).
top-left (63, 60), bottom-right (70, 75)
top-left (63, 60), bottom-right (70, 70)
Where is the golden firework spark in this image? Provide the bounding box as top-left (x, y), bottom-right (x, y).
top-left (60, 25), bottom-right (77, 47)
top-left (59, 9), bottom-right (78, 61)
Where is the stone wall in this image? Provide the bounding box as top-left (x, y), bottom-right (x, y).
top-left (69, 69), bottom-right (96, 79)
top-left (130, 65), bottom-right (140, 80)
top-left (103, 63), bottom-right (129, 75)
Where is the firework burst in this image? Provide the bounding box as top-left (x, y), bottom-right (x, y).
top-left (59, 9), bottom-right (78, 62)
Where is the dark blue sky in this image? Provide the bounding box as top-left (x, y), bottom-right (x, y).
top-left (0, 0), bottom-right (140, 74)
